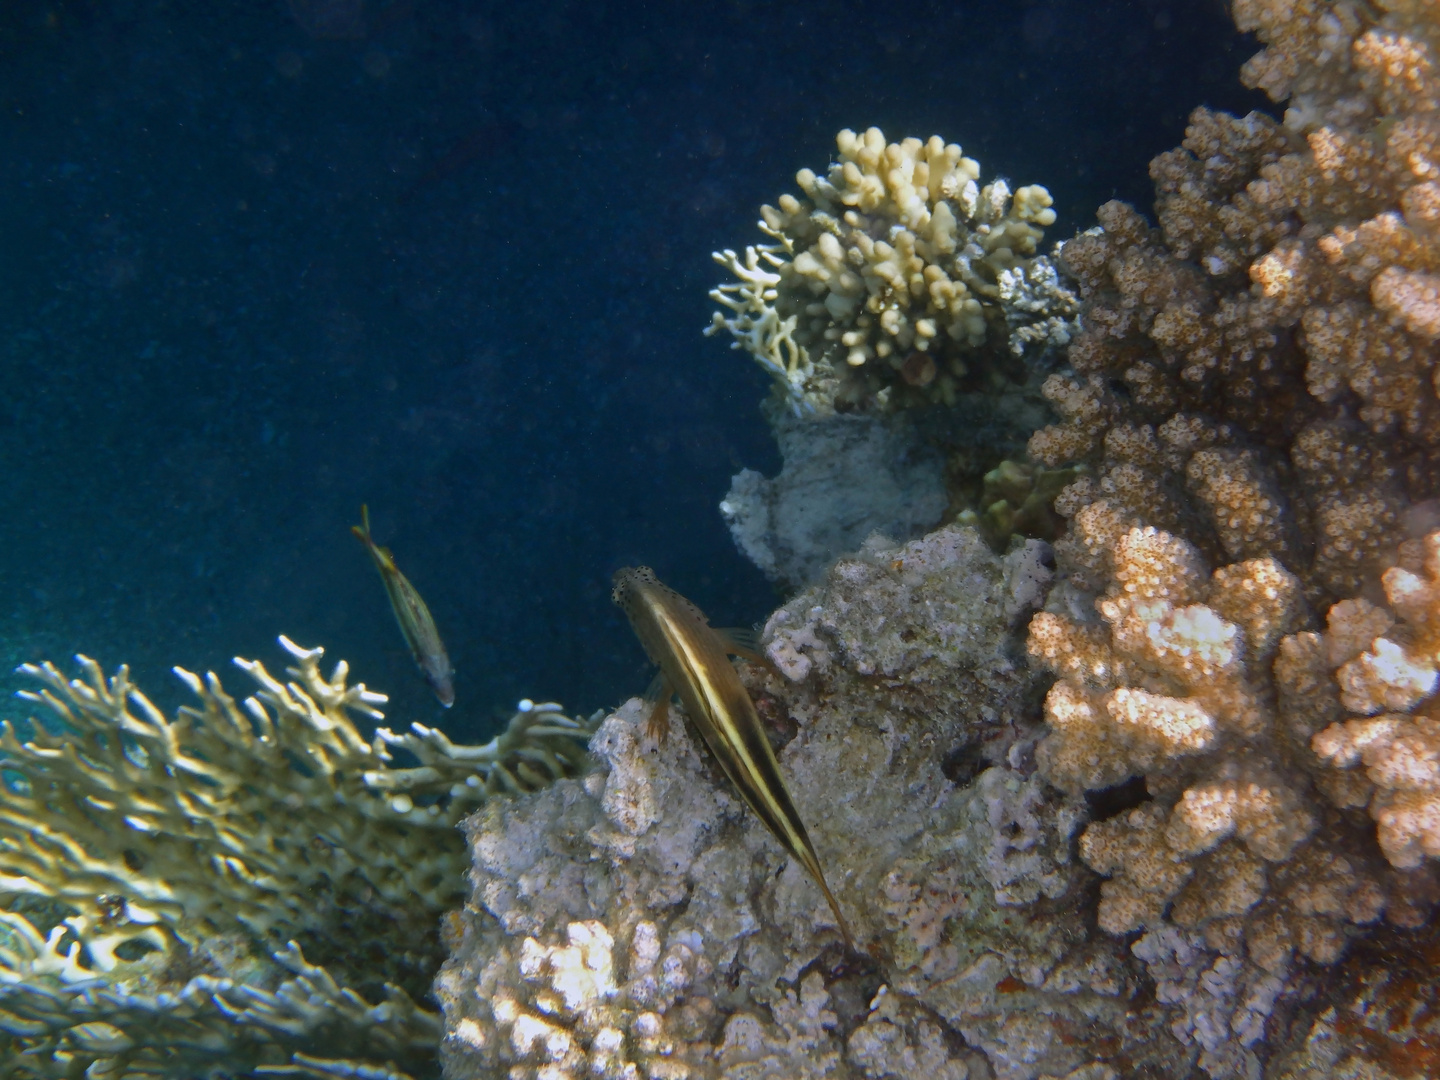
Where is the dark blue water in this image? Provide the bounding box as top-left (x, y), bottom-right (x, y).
top-left (0, 0), bottom-right (1269, 737)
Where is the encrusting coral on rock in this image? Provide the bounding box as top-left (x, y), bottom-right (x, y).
top-left (0, 636), bottom-right (595, 1079)
top-left (436, 525), bottom-right (1209, 1080)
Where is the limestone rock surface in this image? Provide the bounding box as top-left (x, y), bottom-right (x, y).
top-left (435, 527), bottom-right (1188, 1080)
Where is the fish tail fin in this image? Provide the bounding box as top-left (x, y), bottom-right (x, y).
top-left (797, 843), bottom-right (854, 950)
top-left (352, 504), bottom-right (373, 546)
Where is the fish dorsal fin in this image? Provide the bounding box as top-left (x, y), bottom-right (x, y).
top-left (715, 626), bottom-right (766, 664)
top-left (655, 582), bottom-right (712, 629)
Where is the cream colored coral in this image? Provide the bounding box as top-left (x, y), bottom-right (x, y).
top-left (1385, 528), bottom-right (1440, 652)
top-left (708, 127), bottom-right (1069, 414)
top-left (706, 243), bottom-right (810, 397)
top-left (1209, 557), bottom-right (1306, 658)
top-left (1014, 5), bottom-right (1440, 1076)
top-left (1314, 715), bottom-right (1440, 867)
top-left (1028, 374), bottom-right (1118, 468)
top-left (1185, 448), bottom-right (1293, 563)
top-left (1328, 532), bottom-right (1440, 715)
top-left (1165, 763), bottom-right (1314, 860)
top-left (1308, 530), bottom-right (1440, 870)
top-left (1029, 519), bottom-right (1358, 993)
top-left (1079, 803), bottom-right (1193, 934)
top-left (2, 638), bottom-right (592, 943)
top-left (1028, 0), bottom-right (1440, 955)
top-left (1335, 636), bottom-right (1438, 713)
top-left (1373, 266), bottom-right (1440, 339)
top-left (1036, 679), bottom-right (1217, 794)
top-left (1031, 0), bottom-right (1440, 595)
top-left (0, 637), bottom-right (596, 1079)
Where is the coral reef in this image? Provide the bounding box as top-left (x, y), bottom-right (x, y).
top-left (0, 637), bottom-right (595, 1079)
top-left (707, 127), bottom-right (1077, 417)
top-left (709, 128), bottom-right (1081, 584)
top-left (1016, 1), bottom-right (1440, 1075)
top-left (20, 2), bottom-right (1440, 1076)
top-left (440, 2), bottom-right (1440, 1075)
top-left (437, 526), bottom-right (1209, 1080)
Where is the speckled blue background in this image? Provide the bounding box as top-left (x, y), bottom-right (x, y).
top-left (0, 0), bottom-right (1269, 733)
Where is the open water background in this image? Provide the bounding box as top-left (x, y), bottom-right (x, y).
top-left (0, 0), bottom-right (1268, 736)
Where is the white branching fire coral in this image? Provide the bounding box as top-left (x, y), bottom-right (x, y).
top-left (707, 126), bottom-right (1076, 415)
top-left (0, 636), bottom-right (595, 1079)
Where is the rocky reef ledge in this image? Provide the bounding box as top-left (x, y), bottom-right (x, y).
top-left (435, 526), bottom-right (1178, 1080)
top-left (435, 521), bottom-right (1440, 1080)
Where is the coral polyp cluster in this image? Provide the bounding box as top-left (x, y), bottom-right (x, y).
top-left (1009, 0), bottom-right (1440, 1074)
top-left (707, 126), bottom-right (1074, 415)
top-left (1311, 530), bottom-right (1440, 870)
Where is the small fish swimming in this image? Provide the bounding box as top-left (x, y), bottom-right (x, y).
top-left (612, 566), bottom-right (853, 948)
top-left (352, 505), bottom-right (455, 707)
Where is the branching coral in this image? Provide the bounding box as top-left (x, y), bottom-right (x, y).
top-left (0, 636), bottom-right (595, 1079)
top-left (0, 928), bottom-right (440, 1080)
top-left (1017, 2), bottom-right (1440, 1075)
top-left (1312, 530), bottom-right (1440, 869)
top-left (707, 126), bottom-right (1076, 415)
top-left (1027, 514), bottom-right (1440, 1077)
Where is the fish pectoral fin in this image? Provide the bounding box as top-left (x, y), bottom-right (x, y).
top-left (816, 873), bottom-right (855, 952)
top-left (643, 672), bottom-right (674, 742)
top-left (715, 626), bottom-right (766, 665)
